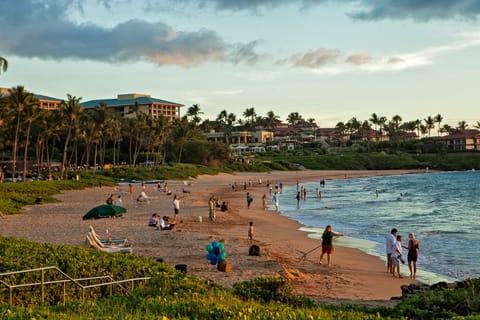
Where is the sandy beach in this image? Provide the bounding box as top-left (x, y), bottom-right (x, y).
top-left (0, 170), bottom-right (423, 306)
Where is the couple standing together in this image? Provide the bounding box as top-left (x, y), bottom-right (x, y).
top-left (386, 228), bottom-right (420, 279)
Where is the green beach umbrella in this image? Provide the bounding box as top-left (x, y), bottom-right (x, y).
top-left (82, 204), bottom-right (126, 220)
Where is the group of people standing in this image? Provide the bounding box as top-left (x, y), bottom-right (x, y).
top-left (386, 228), bottom-right (420, 279)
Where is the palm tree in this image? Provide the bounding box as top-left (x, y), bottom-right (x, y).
top-left (20, 96), bottom-right (41, 181)
top-left (243, 107), bottom-right (257, 130)
top-left (457, 120), bottom-right (468, 130)
top-left (0, 56), bottom-right (7, 74)
top-left (6, 86), bottom-right (36, 181)
top-left (440, 124), bottom-right (455, 135)
top-left (378, 116), bottom-right (387, 135)
top-left (264, 110), bottom-right (281, 132)
top-left (173, 116), bottom-right (194, 163)
top-left (186, 104), bottom-right (203, 127)
top-left (434, 114), bottom-right (443, 136)
top-left (369, 113), bottom-right (380, 132)
top-left (391, 115), bottom-right (402, 131)
top-left (346, 117), bottom-right (361, 139)
top-left (306, 118), bottom-right (317, 140)
top-left (474, 121), bottom-right (480, 129)
top-left (414, 119), bottom-right (422, 139)
top-left (286, 112), bottom-right (303, 127)
top-left (424, 116), bottom-right (435, 137)
top-left (60, 94), bottom-right (83, 179)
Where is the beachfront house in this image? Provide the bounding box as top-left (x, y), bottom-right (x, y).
top-left (82, 93), bottom-right (183, 122)
top-left (438, 129), bottom-right (480, 151)
top-left (205, 130), bottom-right (273, 146)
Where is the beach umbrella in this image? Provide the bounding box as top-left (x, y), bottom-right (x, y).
top-left (82, 204), bottom-right (126, 220)
top-left (83, 205), bottom-right (126, 237)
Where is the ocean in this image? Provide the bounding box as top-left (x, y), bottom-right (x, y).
top-left (277, 170), bottom-right (480, 284)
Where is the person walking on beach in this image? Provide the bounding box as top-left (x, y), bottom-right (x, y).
top-left (246, 192), bottom-right (253, 209)
top-left (129, 183), bottom-right (134, 202)
top-left (319, 225), bottom-right (344, 267)
top-left (272, 192), bottom-right (279, 211)
top-left (407, 233), bottom-right (420, 279)
top-left (261, 194), bottom-right (267, 210)
top-left (386, 228), bottom-right (398, 273)
top-left (248, 221), bottom-right (254, 243)
top-left (173, 195), bottom-right (180, 221)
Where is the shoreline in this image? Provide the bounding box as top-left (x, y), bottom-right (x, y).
top-left (0, 169), bottom-right (425, 306)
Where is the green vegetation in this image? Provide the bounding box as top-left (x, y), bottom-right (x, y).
top-left (2, 164), bottom-right (480, 318)
top-left (0, 165), bottom-right (196, 215)
top-left (1, 236), bottom-right (480, 319)
top-left (254, 151), bottom-right (480, 171)
top-left (0, 236), bottom-right (381, 319)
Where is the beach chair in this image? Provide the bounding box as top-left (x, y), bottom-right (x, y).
top-left (88, 226), bottom-right (128, 246)
top-left (86, 233), bottom-right (132, 254)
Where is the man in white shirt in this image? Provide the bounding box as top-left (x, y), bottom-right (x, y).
top-left (385, 228), bottom-right (397, 273)
top-left (173, 195), bottom-right (180, 221)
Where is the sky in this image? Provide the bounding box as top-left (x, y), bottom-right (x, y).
top-left (1, 0), bottom-right (480, 128)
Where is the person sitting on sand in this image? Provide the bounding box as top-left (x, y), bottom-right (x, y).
top-left (106, 194), bottom-right (114, 205)
top-left (148, 213), bottom-right (158, 227)
top-left (220, 201), bottom-right (229, 212)
top-left (157, 216), bottom-right (169, 230)
top-left (136, 194), bottom-right (146, 203)
top-left (158, 216), bottom-right (175, 230)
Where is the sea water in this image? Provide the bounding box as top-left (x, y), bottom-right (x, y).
top-left (278, 170), bottom-right (480, 284)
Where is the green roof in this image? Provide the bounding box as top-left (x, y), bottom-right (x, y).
top-left (34, 94), bottom-right (63, 102)
top-left (82, 96), bottom-right (183, 108)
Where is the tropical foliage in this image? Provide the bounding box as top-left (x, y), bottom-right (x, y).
top-left (1, 234), bottom-right (480, 319)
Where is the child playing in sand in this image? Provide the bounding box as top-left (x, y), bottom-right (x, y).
top-left (248, 221), bottom-right (254, 243)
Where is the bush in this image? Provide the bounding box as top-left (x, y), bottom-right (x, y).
top-left (233, 277), bottom-right (315, 308)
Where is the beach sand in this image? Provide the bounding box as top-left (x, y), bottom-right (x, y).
top-left (0, 170), bottom-right (422, 306)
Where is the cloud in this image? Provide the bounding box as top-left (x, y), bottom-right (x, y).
top-left (348, 0), bottom-right (480, 21)
top-left (162, 0), bottom-right (325, 11)
top-left (290, 48), bottom-right (342, 68)
top-left (288, 33), bottom-right (480, 75)
top-left (0, 0), bottom-right (262, 67)
top-left (160, 0), bottom-right (480, 20)
top-left (345, 53), bottom-right (372, 65)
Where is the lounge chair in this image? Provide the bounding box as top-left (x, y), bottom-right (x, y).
top-left (86, 233), bottom-right (132, 254)
top-left (88, 226), bottom-right (128, 245)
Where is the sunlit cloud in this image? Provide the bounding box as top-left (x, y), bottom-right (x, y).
top-left (345, 53), bottom-right (372, 65)
top-left (296, 33), bottom-right (480, 75)
top-left (290, 49), bottom-right (342, 68)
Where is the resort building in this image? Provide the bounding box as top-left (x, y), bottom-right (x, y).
top-left (1, 87), bottom-right (63, 110)
top-left (438, 129), bottom-right (480, 151)
top-left (205, 130), bottom-right (274, 145)
top-left (82, 93), bottom-right (183, 122)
